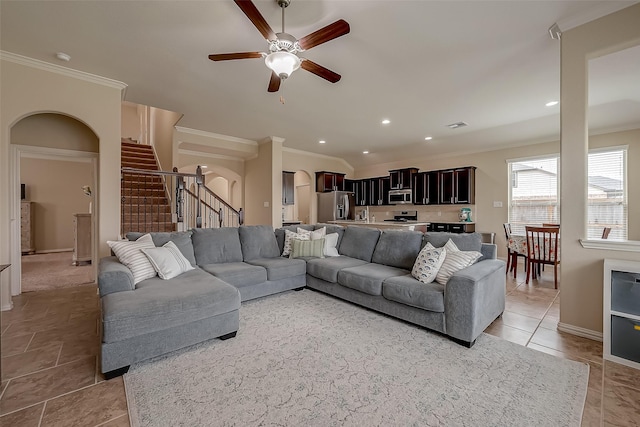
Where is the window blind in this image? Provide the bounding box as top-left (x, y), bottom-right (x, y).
top-left (508, 156), bottom-right (559, 236)
top-left (587, 148), bottom-right (627, 240)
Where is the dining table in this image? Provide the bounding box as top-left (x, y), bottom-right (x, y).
top-left (507, 227), bottom-right (560, 261)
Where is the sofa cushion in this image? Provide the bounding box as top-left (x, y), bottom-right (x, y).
top-left (127, 231), bottom-right (196, 266)
top-left (107, 234), bottom-right (157, 284)
top-left (382, 275), bottom-right (445, 312)
top-left (191, 227), bottom-right (243, 265)
top-left (239, 225), bottom-right (280, 261)
top-left (315, 224), bottom-right (345, 248)
top-left (371, 229), bottom-right (423, 270)
top-left (411, 243), bottom-right (446, 284)
top-left (306, 256), bottom-right (369, 283)
top-left (101, 268), bottom-right (240, 343)
top-left (337, 263), bottom-right (409, 296)
top-left (246, 257), bottom-right (306, 281)
top-left (200, 262), bottom-right (267, 288)
top-left (141, 241), bottom-right (195, 280)
top-left (424, 232), bottom-right (482, 252)
top-left (338, 226), bottom-right (381, 262)
top-left (436, 240), bottom-right (483, 285)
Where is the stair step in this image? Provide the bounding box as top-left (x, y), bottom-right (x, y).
top-left (121, 153), bottom-right (156, 162)
top-left (120, 212), bottom-right (173, 222)
top-left (122, 188), bottom-right (166, 197)
top-left (122, 223), bottom-right (176, 234)
top-left (121, 174), bottom-right (163, 183)
top-left (121, 141), bottom-right (153, 150)
top-left (122, 195), bottom-right (169, 204)
top-left (122, 204), bottom-right (171, 214)
top-left (122, 162), bottom-right (158, 170)
top-left (121, 183), bottom-right (165, 192)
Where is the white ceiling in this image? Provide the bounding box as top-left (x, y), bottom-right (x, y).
top-left (1, 0), bottom-right (638, 168)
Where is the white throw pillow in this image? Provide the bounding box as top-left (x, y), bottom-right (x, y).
top-left (323, 232), bottom-right (340, 257)
top-left (297, 226), bottom-right (326, 240)
top-left (283, 229), bottom-right (310, 256)
top-left (107, 234), bottom-right (157, 284)
top-left (435, 239), bottom-right (482, 285)
top-left (142, 241), bottom-right (195, 280)
top-left (411, 242), bottom-right (446, 284)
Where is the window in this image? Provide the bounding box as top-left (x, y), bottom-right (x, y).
top-left (588, 147), bottom-right (627, 240)
top-left (508, 156), bottom-right (559, 235)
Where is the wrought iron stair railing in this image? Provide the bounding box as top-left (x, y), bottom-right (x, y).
top-left (121, 165), bottom-right (243, 236)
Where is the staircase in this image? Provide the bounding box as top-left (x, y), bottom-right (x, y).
top-left (121, 140), bottom-right (174, 234)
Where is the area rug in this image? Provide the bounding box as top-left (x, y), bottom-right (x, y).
top-left (21, 251), bottom-right (94, 292)
top-left (124, 290), bottom-right (588, 427)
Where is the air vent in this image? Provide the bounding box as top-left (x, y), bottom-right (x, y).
top-left (447, 121), bottom-right (468, 129)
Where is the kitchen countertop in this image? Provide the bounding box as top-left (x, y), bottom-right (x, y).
top-left (430, 221), bottom-right (475, 224)
top-left (328, 220), bottom-right (430, 229)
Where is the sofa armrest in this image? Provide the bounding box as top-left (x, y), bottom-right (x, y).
top-left (480, 243), bottom-right (497, 260)
top-left (98, 256), bottom-right (135, 297)
top-left (444, 259), bottom-right (506, 343)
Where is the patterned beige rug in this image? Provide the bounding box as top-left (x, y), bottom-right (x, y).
top-left (21, 251), bottom-right (94, 292)
top-left (124, 290), bottom-right (588, 426)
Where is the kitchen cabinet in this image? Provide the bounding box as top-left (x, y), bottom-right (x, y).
top-left (315, 171), bottom-right (345, 192)
top-left (413, 171), bottom-right (439, 205)
top-left (282, 171), bottom-right (295, 205)
top-left (346, 179), bottom-right (369, 206)
top-left (368, 176), bottom-right (390, 206)
top-left (438, 167), bottom-right (476, 205)
top-left (429, 222), bottom-right (476, 233)
top-left (389, 168), bottom-right (419, 190)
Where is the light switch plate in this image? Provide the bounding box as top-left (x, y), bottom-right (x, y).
top-left (493, 201), bottom-right (503, 208)
top-left (263, 201), bottom-right (269, 208)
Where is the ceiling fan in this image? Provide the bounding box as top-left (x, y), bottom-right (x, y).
top-left (208, 0), bottom-right (350, 92)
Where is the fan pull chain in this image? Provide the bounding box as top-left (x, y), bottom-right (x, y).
top-left (280, 95), bottom-right (285, 105)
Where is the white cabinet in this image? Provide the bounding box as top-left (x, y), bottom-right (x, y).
top-left (21, 201), bottom-right (35, 254)
top-left (604, 259), bottom-right (640, 370)
top-left (73, 213), bottom-right (92, 265)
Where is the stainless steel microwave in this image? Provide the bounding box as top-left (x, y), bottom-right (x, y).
top-left (388, 189), bottom-right (412, 204)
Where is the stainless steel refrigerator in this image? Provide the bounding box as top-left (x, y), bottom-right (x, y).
top-left (317, 191), bottom-right (355, 222)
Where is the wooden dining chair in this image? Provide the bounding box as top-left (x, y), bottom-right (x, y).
top-left (602, 227), bottom-right (612, 239)
top-left (503, 223), bottom-right (527, 277)
top-left (525, 226), bottom-right (560, 289)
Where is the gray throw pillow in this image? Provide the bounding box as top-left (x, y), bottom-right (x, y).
top-left (127, 230), bottom-right (196, 266)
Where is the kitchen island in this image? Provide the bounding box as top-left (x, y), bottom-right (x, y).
top-left (328, 220), bottom-right (430, 231)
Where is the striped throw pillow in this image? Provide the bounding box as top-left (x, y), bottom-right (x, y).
top-left (435, 239), bottom-right (482, 285)
top-left (107, 234), bottom-right (157, 284)
top-left (290, 238), bottom-right (325, 259)
top-left (142, 241), bottom-right (195, 280)
top-left (282, 229), bottom-right (310, 256)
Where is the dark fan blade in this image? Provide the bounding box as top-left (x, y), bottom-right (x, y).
top-left (301, 60), bottom-right (341, 83)
top-left (234, 0), bottom-right (276, 41)
top-left (208, 52), bottom-right (263, 61)
top-left (298, 19), bottom-right (350, 51)
top-left (268, 71), bottom-right (281, 92)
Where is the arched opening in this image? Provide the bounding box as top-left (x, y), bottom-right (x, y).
top-left (10, 113), bottom-right (99, 293)
top-left (291, 170), bottom-right (312, 224)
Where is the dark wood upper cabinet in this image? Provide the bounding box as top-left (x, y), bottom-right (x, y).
top-left (413, 171), bottom-right (439, 205)
top-left (315, 171), bottom-right (345, 192)
top-left (282, 171), bottom-right (295, 205)
top-left (368, 176), bottom-right (390, 206)
top-left (438, 167), bottom-right (476, 204)
top-left (389, 168), bottom-right (419, 190)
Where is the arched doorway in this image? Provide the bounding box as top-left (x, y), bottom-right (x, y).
top-left (10, 113), bottom-right (99, 293)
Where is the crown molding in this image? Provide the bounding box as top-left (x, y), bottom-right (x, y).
top-left (175, 126), bottom-right (258, 147)
top-left (0, 51), bottom-right (128, 99)
top-left (178, 149), bottom-right (246, 163)
top-left (282, 146), bottom-right (354, 172)
top-left (556, 2), bottom-right (636, 32)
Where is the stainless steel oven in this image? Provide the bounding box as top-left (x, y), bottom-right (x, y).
top-left (388, 189), bottom-right (412, 204)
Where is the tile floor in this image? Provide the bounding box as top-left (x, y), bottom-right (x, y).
top-left (1, 262), bottom-right (639, 426)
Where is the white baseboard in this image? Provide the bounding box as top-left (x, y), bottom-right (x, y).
top-left (33, 248), bottom-right (73, 254)
top-left (557, 322), bottom-right (603, 342)
top-left (2, 300), bottom-right (14, 311)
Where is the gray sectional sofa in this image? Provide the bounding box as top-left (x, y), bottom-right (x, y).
top-left (98, 224), bottom-right (506, 378)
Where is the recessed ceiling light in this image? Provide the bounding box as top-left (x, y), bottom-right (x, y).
top-left (381, 119), bottom-right (390, 125)
top-left (201, 165), bottom-right (208, 169)
top-left (363, 150), bottom-right (369, 154)
top-left (318, 140), bottom-right (326, 144)
top-left (545, 101), bottom-right (559, 107)
top-left (55, 52), bottom-right (71, 62)
top-left (424, 136), bottom-right (433, 141)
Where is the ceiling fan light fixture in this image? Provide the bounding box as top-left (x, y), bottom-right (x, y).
top-left (265, 51), bottom-right (301, 80)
